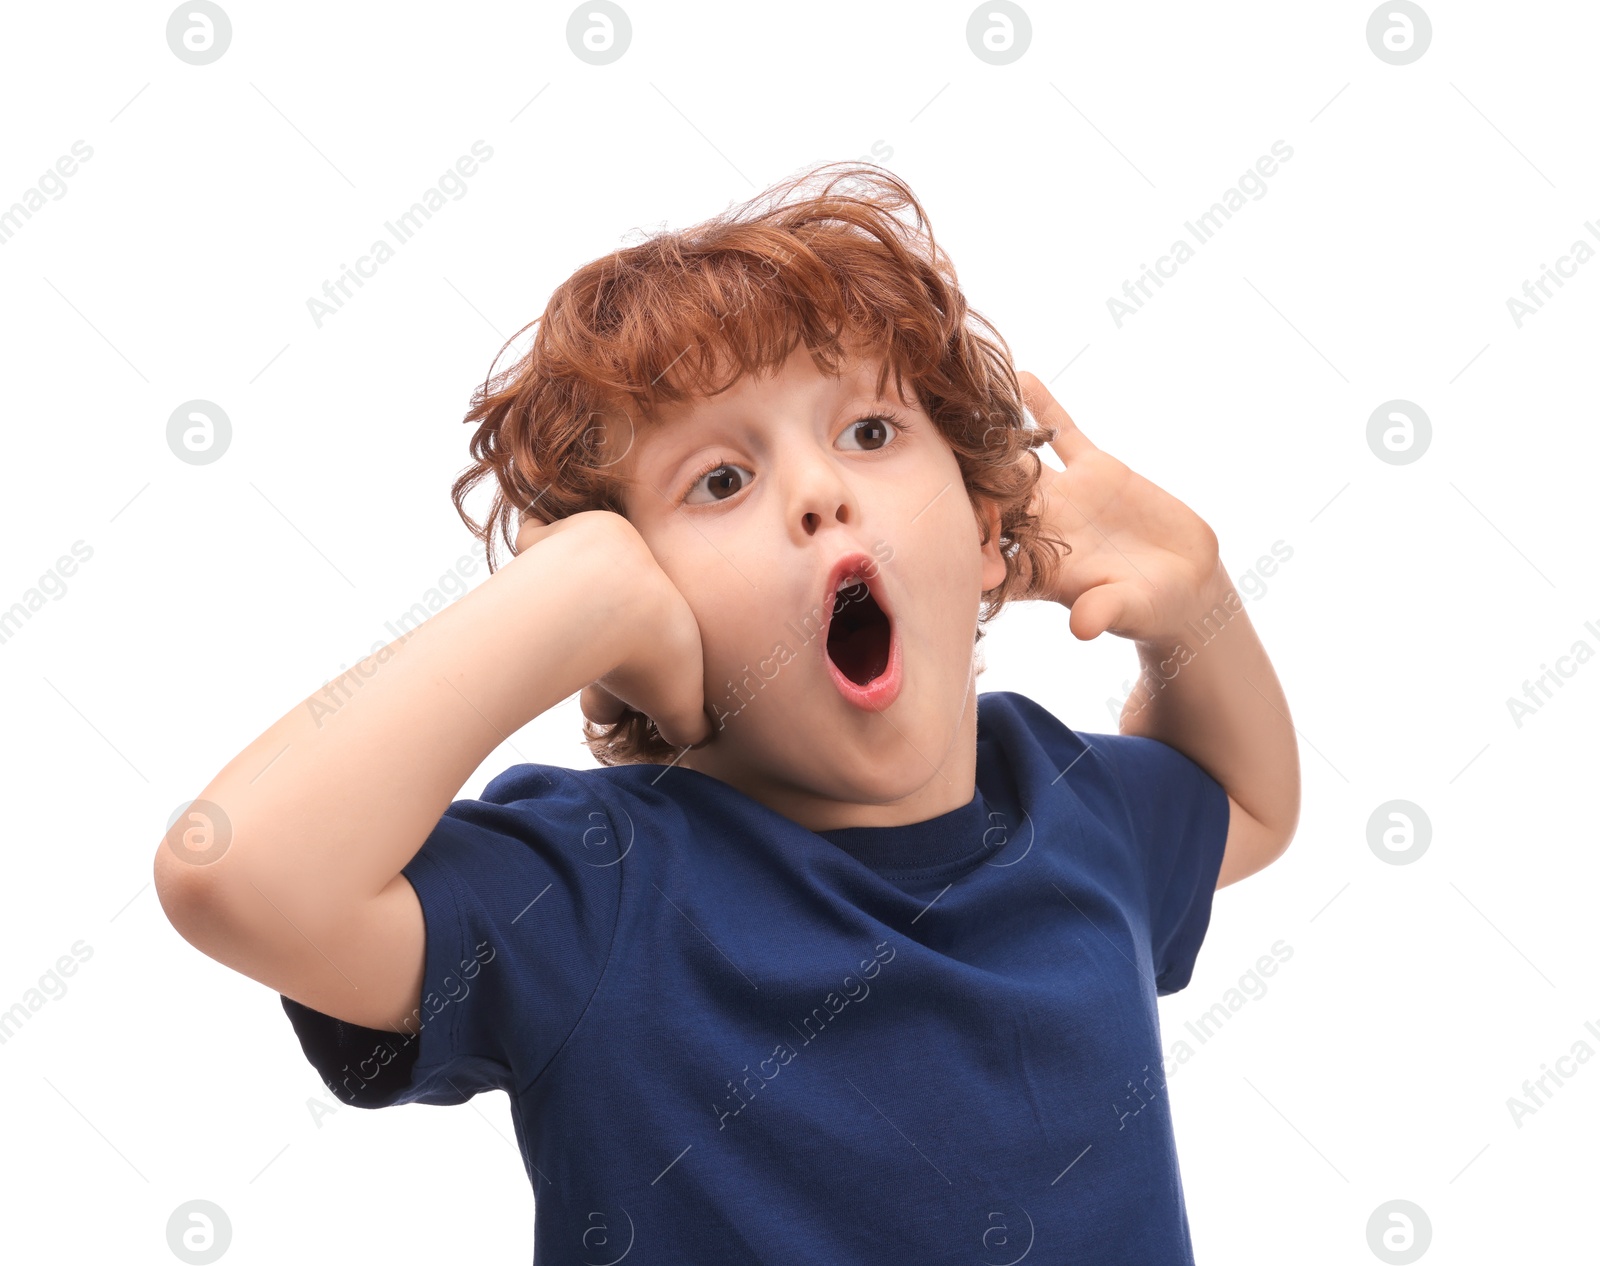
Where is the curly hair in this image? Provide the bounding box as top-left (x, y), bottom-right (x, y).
top-left (449, 160), bottom-right (1067, 766)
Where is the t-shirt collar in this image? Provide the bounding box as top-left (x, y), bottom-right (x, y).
top-left (815, 785), bottom-right (994, 875)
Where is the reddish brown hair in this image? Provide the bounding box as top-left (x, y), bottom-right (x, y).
top-left (450, 161), bottom-right (1066, 765)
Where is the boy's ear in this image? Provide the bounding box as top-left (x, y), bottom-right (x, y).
top-left (977, 496), bottom-right (1007, 592)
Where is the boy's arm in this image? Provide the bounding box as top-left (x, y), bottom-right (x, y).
top-left (1119, 559), bottom-right (1300, 889)
top-left (151, 510), bottom-right (701, 1033)
top-left (1013, 373), bottom-right (1301, 889)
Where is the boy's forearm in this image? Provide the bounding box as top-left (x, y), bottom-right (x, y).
top-left (1117, 559), bottom-right (1300, 843)
top-left (158, 524), bottom-right (637, 916)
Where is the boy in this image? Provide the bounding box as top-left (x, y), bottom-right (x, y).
top-left (155, 163), bottom-right (1299, 1263)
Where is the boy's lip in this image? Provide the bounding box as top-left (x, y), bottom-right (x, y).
top-left (818, 551), bottom-right (901, 711)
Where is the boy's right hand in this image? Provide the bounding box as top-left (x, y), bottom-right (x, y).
top-left (515, 509), bottom-right (713, 750)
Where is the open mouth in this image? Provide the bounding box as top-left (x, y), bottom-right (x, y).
top-left (818, 554), bottom-right (902, 711)
top-left (826, 581), bottom-right (893, 686)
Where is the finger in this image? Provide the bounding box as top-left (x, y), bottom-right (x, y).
top-left (580, 683), bottom-right (628, 726)
top-left (581, 686), bottom-right (712, 750)
top-left (1065, 581), bottom-right (1143, 643)
top-left (514, 511), bottom-right (550, 555)
top-left (1017, 371), bottom-right (1096, 465)
top-left (658, 705), bottom-right (714, 751)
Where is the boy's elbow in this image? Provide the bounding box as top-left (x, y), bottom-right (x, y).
top-left (153, 839), bottom-right (210, 944)
top-left (1270, 794), bottom-right (1302, 858)
top-left (153, 834), bottom-right (241, 952)
top-left (1258, 804), bottom-right (1300, 873)
top-left (1217, 795), bottom-right (1297, 890)
top-left (1256, 763), bottom-right (1303, 866)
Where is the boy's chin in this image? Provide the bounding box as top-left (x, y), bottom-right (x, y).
top-left (690, 667), bottom-right (969, 782)
top-left (784, 735), bottom-right (939, 799)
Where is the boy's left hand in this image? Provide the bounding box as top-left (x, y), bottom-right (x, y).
top-left (1012, 372), bottom-right (1226, 647)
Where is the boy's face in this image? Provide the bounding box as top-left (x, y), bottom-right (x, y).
top-left (614, 344), bottom-right (1007, 832)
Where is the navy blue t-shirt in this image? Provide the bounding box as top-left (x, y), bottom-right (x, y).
top-left (281, 690), bottom-right (1230, 1264)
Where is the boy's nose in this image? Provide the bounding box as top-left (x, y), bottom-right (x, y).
top-left (791, 465), bottom-right (856, 538)
top-left (801, 504), bottom-right (851, 535)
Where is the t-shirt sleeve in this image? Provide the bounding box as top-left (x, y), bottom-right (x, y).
top-left (1081, 732), bottom-right (1231, 995)
top-left (279, 765), bottom-right (624, 1108)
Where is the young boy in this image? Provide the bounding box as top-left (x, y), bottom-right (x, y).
top-left (155, 163), bottom-right (1299, 1264)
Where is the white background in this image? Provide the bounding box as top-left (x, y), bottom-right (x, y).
top-left (1, 1), bottom-right (1595, 1262)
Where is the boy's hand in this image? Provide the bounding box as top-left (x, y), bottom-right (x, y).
top-left (1014, 372), bottom-right (1226, 647)
top-left (515, 509), bottom-right (713, 749)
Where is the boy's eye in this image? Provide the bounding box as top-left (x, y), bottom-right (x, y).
top-left (684, 462), bottom-right (753, 505)
top-left (679, 415), bottom-right (902, 505)
top-left (839, 415), bottom-right (897, 451)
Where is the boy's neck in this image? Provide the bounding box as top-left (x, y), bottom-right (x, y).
top-left (675, 677), bottom-right (982, 834)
